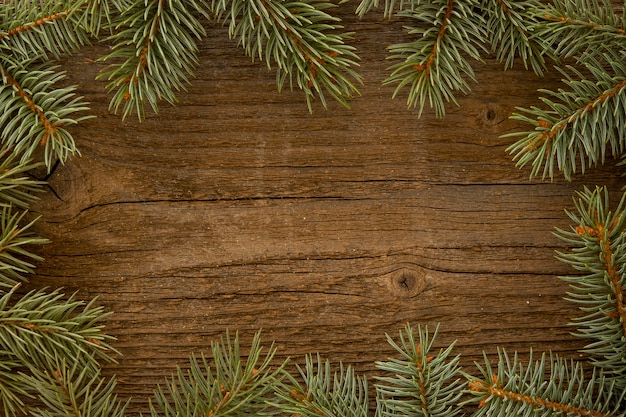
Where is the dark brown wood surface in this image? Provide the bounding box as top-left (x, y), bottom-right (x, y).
top-left (22, 6), bottom-right (626, 415)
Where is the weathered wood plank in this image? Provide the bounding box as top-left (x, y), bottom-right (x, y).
top-left (22, 6), bottom-right (626, 414)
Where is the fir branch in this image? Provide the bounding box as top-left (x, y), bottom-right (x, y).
top-left (0, 287), bottom-right (117, 374)
top-left (273, 354), bottom-right (368, 417)
top-left (215, 0), bottom-right (362, 111)
top-left (466, 349), bottom-right (625, 417)
top-left (150, 330), bottom-right (285, 417)
top-left (354, 0), bottom-right (391, 19)
top-left (532, 0), bottom-right (626, 62)
top-left (555, 186), bottom-right (626, 390)
top-left (26, 359), bottom-right (128, 417)
top-left (0, 59), bottom-right (91, 170)
top-left (0, 205), bottom-right (48, 288)
top-left (0, 153), bottom-right (43, 209)
top-left (0, 356), bottom-right (32, 417)
top-left (0, 1), bottom-right (91, 61)
top-left (98, 0), bottom-right (209, 121)
top-left (355, 0), bottom-right (411, 20)
top-left (383, 0), bottom-right (485, 117)
top-left (481, 0), bottom-right (549, 75)
top-left (67, 0), bottom-right (116, 37)
top-left (375, 324), bottom-right (465, 417)
top-left (505, 52), bottom-right (626, 180)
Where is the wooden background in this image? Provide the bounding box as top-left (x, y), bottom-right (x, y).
top-left (22, 5), bottom-right (626, 415)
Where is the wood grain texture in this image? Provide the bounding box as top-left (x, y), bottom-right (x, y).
top-left (21, 6), bottom-right (626, 415)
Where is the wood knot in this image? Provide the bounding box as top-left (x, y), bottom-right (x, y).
top-left (479, 103), bottom-right (504, 127)
top-left (383, 266), bottom-right (427, 298)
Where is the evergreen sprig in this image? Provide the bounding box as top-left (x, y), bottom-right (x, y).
top-left (0, 154), bottom-right (43, 210)
top-left (0, 287), bottom-right (118, 416)
top-left (504, 0), bottom-right (626, 181)
top-left (0, 355), bottom-right (31, 417)
top-left (98, 0), bottom-right (210, 121)
top-left (375, 324), bottom-right (465, 417)
top-left (380, 0), bottom-right (485, 117)
top-left (0, 205), bottom-right (48, 289)
top-left (555, 186), bottom-right (626, 391)
top-left (150, 330), bottom-right (285, 417)
top-left (0, 1), bottom-right (90, 61)
top-left (27, 360), bottom-right (127, 417)
top-left (466, 349), bottom-right (625, 417)
top-left (273, 353), bottom-right (368, 417)
top-left (355, 0), bottom-right (555, 117)
top-left (532, 0), bottom-right (626, 62)
top-left (481, 0), bottom-right (548, 75)
top-left (0, 287), bottom-right (117, 371)
top-left (67, 0), bottom-right (116, 37)
top-left (506, 52), bottom-right (626, 180)
top-left (0, 59), bottom-right (91, 170)
top-left (213, 0), bottom-right (362, 111)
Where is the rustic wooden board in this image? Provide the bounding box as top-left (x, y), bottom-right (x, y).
top-left (22, 6), bottom-right (626, 415)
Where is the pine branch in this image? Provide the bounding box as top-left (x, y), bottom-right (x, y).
top-left (466, 349), bottom-right (625, 417)
top-left (354, 0), bottom-right (394, 19)
top-left (383, 0), bottom-right (485, 117)
top-left (0, 206), bottom-right (48, 288)
top-left (375, 324), bottom-right (465, 417)
top-left (150, 330), bottom-right (285, 417)
top-left (505, 52), bottom-right (626, 180)
top-left (214, 0), bottom-right (362, 111)
top-left (481, 0), bottom-right (549, 75)
top-left (532, 0), bottom-right (626, 62)
top-left (26, 359), bottom-right (128, 417)
top-left (67, 0), bottom-right (116, 37)
top-left (0, 356), bottom-right (32, 417)
top-left (0, 287), bottom-right (118, 416)
top-left (554, 186), bottom-right (626, 390)
top-left (0, 59), bottom-right (91, 170)
top-left (273, 354), bottom-right (368, 417)
top-left (98, 0), bottom-right (209, 121)
top-left (355, 0), bottom-right (416, 22)
top-left (0, 154), bottom-right (43, 209)
top-left (0, 287), bottom-right (118, 375)
top-left (0, 1), bottom-right (91, 61)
